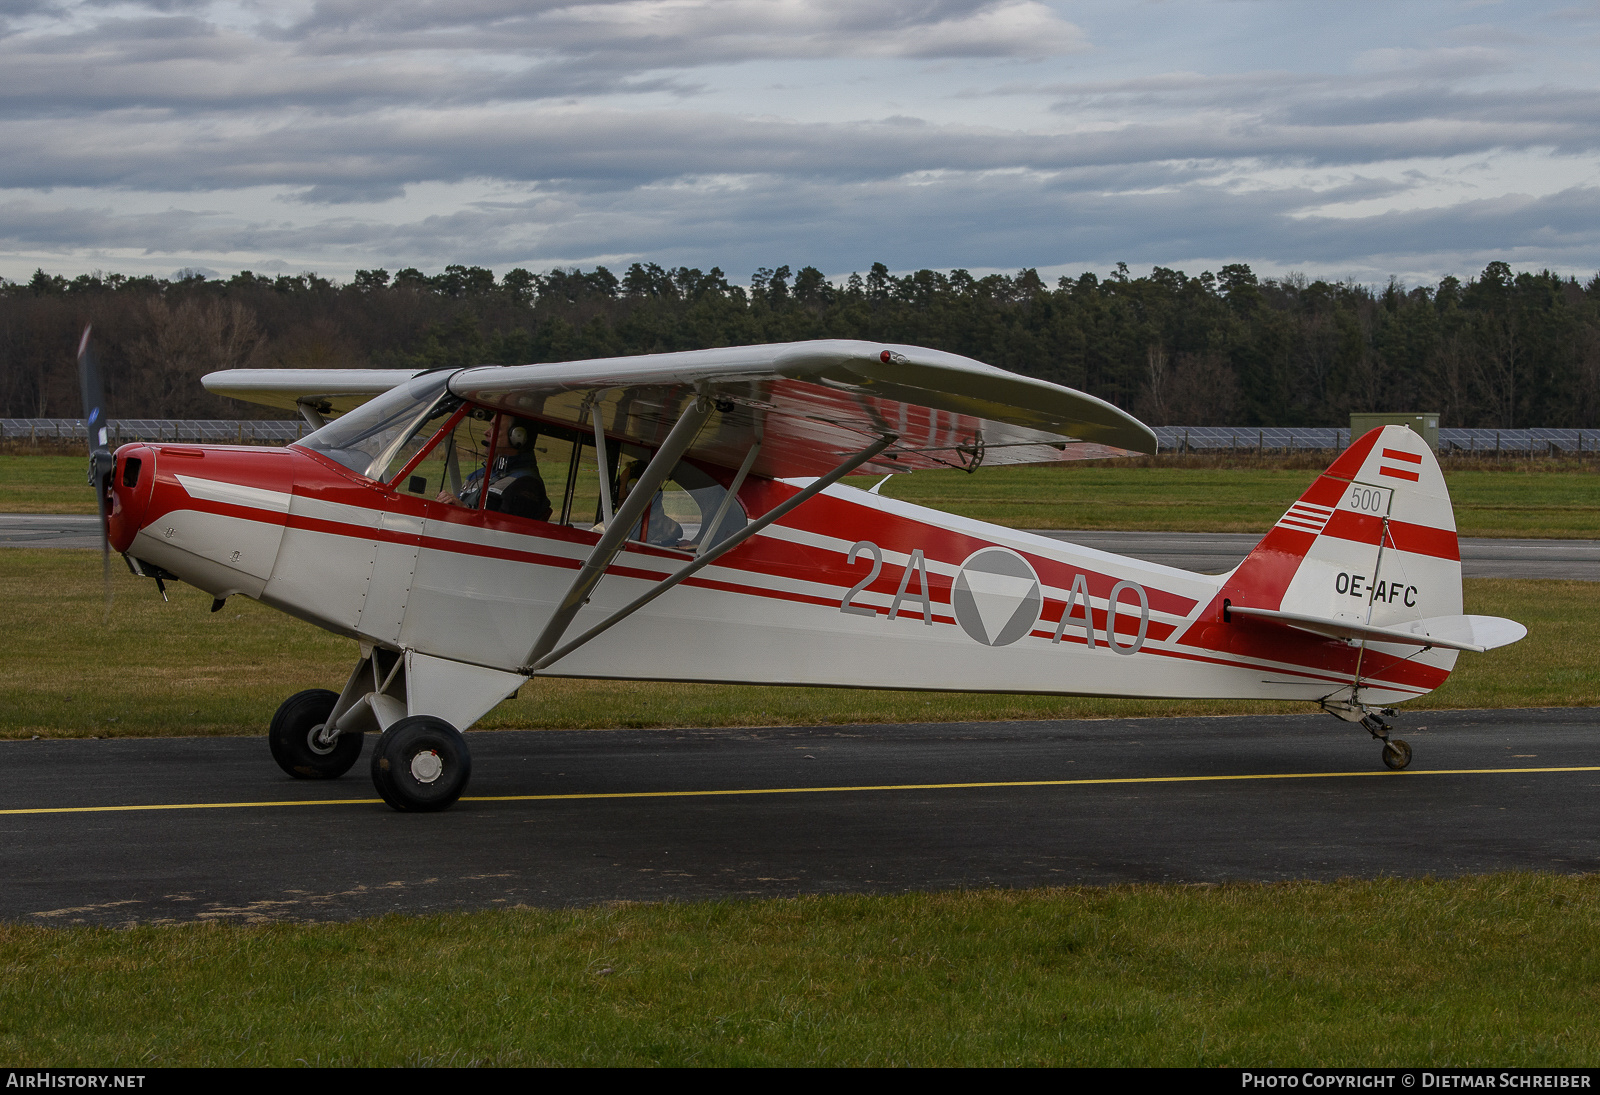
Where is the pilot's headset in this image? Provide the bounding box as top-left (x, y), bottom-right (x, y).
top-left (503, 417), bottom-right (536, 451)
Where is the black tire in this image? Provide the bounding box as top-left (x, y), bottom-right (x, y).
top-left (268, 688), bottom-right (364, 779)
top-left (370, 715), bottom-right (472, 812)
top-left (1382, 739), bottom-right (1413, 771)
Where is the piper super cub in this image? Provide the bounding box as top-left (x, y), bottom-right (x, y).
top-left (78, 333), bottom-right (1526, 811)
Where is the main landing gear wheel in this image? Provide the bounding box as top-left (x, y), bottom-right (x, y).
top-left (269, 688), bottom-right (364, 779)
top-left (371, 715), bottom-right (472, 812)
top-left (1382, 739), bottom-right (1413, 770)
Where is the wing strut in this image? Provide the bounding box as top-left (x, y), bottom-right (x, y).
top-left (523, 432), bottom-right (896, 675)
top-left (698, 432), bottom-right (761, 558)
top-left (589, 394), bottom-right (615, 527)
top-left (525, 394), bottom-right (714, 667)
top-left (296, 399), bottom-right (327, 430)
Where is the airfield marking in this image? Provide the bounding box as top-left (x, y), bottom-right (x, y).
top-left (3, 764), bottom-right (1599, 816)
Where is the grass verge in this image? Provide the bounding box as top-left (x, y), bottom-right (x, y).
top-left (847, 460), bottom-right (1600, 538)
top-left (2, 876), bottom-right (1597, 1066)
top-left (8, 451), bottom-right (1599, 536)
top-left (1, 549), bottom-right (1592, 739)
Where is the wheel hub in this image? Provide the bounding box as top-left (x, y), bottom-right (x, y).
top-left (306, 722), bottom-right (338, 756)
top-left (409, 749), bottom-right (444, 784)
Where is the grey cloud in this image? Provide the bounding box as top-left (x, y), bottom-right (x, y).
top-left (7, 102), bottom-right (1599, 197)
top-left (1349, 44), bottom-right (1511, 80)
top-left (8, 169), bottom-right (1597, 286)
top-left (3, 2), bottom-right (1596, 286)
top-left (1277, 86), bottom-right (1600, 130)
top-left (290, 181), bottom-right (408, 204)
top-left (1026, 59), bottom-right (1600, 135)
top-left (0, 1), bottom-right (1084, 119)
top-left (288, 1), bottom-right (1087, 62)
top-left (80, 0), bottom-right (217, 10)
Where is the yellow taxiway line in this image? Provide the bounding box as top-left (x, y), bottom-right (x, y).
top-left (2, 765), bottom-right (1598, 816)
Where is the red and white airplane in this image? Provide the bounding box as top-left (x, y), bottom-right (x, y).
top-left (80, 334), bottom-right (1525, 811)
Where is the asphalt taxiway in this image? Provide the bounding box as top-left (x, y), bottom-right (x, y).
top-left (4, 515), bottom-right (1594, 579)
top-left (3, 708), bottom-right (1596, 925)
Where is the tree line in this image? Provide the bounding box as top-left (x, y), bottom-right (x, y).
top-left (3, 259), bottom-right (1598, 428)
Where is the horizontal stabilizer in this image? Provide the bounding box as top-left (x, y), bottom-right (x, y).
top-left (1230, 606), bottom-right (1527, 653)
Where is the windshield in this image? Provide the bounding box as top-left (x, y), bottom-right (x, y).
top-left (297, 372), bottom-right (454, 479)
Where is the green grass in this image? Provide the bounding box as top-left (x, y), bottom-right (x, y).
top-left (1, 550), bottom-right (1591, 739)
top-left (846, 460), bottom-right (1600, 538)
top-left (3, 876), bottom-right (1598, 1066)
top-left (0, 452), bottom-right (100, 513)
top-left (10, 450), bottom-right (1596, 536)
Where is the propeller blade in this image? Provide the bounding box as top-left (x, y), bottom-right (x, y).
top-left (76, 325), bottom-right (115, 618)
top-left (77, 325), bottom-right (108, 453)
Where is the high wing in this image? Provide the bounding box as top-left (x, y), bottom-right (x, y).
top-left (205, 339), bottom-right (1156, 477)
top-left (452, 340), bottom-right (1155, 478)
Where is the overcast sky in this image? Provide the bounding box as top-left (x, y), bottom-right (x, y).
top-left (4, 0), bottom-right (1599, 288)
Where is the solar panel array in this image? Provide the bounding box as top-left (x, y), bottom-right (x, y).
top-left (1, 418), bottom-right (307, 444)
top-left (1154, 426), bottom-right (1348, 451)
top-left (6, 418), bottom-right (1599, 454)
top-left (1153, 426), bottom-right (1600, 453)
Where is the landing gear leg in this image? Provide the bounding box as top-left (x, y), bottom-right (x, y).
top-left (1323, 699), bottom-right (1414, 770)
top-left (1360, 710), bottom-right (1412, 770)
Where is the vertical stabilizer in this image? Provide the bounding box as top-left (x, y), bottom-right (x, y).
top-left (1223, 425), bottom-right (1462, 629)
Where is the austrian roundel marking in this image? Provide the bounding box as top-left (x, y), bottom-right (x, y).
top-left (952, 548), bottom-right (1042, 647)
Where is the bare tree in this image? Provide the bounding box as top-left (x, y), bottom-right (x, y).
top-left (127, 298), bottom-right (263, 417)
top-left (1136, 343), bottom-right (1171, 424)
top-left (1162, 352), bottom-right (1239, 424)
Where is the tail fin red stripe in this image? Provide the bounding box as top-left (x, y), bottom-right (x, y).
top-left (1379, 466), bottom-right (1421, 482)
top-left (1318, 511), bottom-right (1459, 560)
top-left (1385, 519), bottom-right (1459, 560)
top-left (1382, 448), bottom-right (1423, 464)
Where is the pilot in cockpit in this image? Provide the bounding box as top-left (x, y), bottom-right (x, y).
top-left (592, 456), bottom-right (690, 547)
top-left (437, 414), bottom-right (552, 522)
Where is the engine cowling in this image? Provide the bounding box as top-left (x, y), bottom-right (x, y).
top-left (108, 444), bottom-right (155, 553)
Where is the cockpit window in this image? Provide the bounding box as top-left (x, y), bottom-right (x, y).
top-left (604, 449), bottom-right (747, 551)
top-left (297, 373), bottom-right (454, 479)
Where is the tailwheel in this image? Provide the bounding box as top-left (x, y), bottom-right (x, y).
top-left (1382, 739), bottom-right (1413, 771)
top-left (371, 715), bottom-right (472, 812)
top-left (269, 688), bottom-right (364, 779)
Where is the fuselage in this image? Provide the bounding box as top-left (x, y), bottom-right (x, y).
top-left (106, 439), bottom-right (1452, 707)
